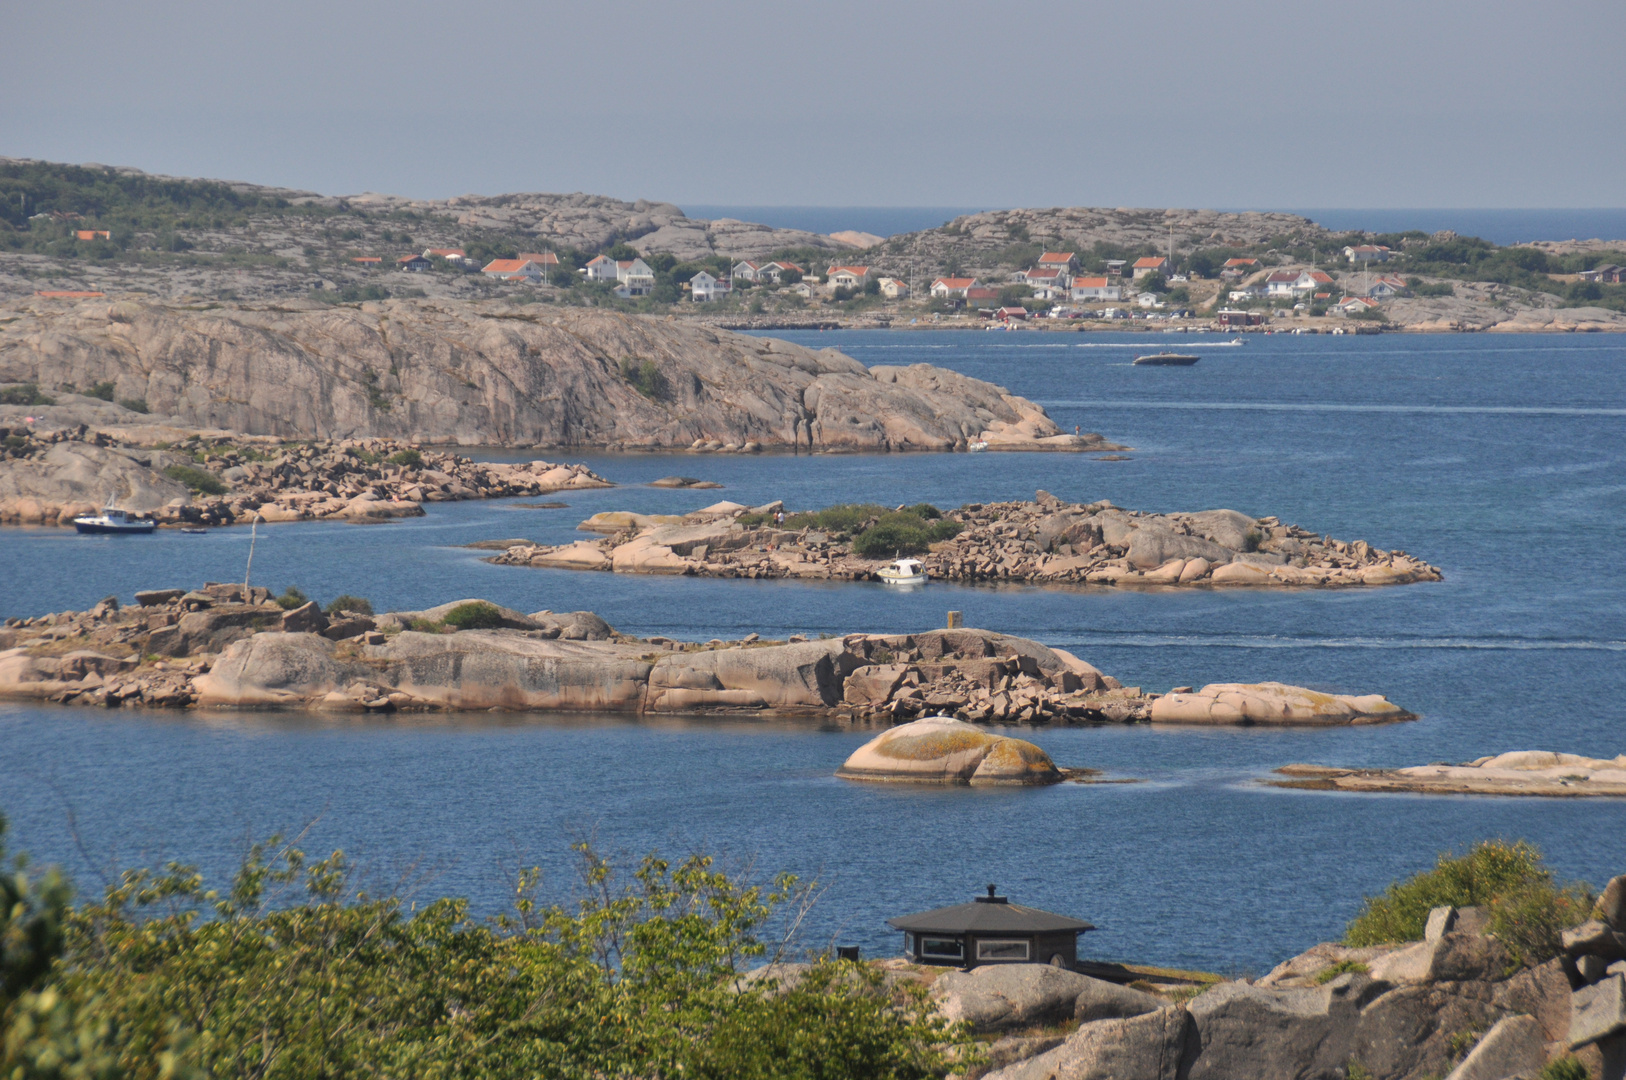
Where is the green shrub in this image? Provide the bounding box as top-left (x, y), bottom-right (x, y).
top-left (3, 434), bottom-right (28, 451)
top-left (1345, 841), bottom-right (1592, 964)
top-left (1314, 960), bottom-right (1368, 984)
top-left (385, 448), bottom-right (422, 467)
top-left (1539, 1057), bottom-right (1589, 1080)
top-left (274, 587), bottom-right (309, 611)
top-left (0, 383), bottom-right (54, 406)
top-left (619, 357), bottom-right (671, 401)
top-left (903, 502), bottom-right (942, 520)
top-left (324, 594), bottom-right (373, 616)
top-left (441, 601), bottom-right (504, 629)
top-left (117, 398), bottom-right (149, 414)
top-left (87, 381), bottom-right (116, 401)
top-left (162, 464), bottom-right (226, 495)
top-left (0, 821), bottom-right (970, 1080)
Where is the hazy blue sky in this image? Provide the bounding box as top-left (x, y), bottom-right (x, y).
top-left (4, 0), bottom-right (1622, 209)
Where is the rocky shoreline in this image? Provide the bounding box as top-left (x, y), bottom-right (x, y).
top-left (487, 492), bottom-right (1442, 589)
top-left (884, 880), bottom-right (1626, 1080)
top-left (0, 587), bottom-right (1409, 727)
top-left (1270, 752), bottom-right (1626, 798)
top-left (0, 425), bottom-right (608, 527)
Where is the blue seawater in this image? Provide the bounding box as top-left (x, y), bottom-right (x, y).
top-left (1, 330), bottom-right (1623, 974)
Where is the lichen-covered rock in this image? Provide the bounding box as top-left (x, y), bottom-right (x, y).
top-left (932, 964), bottom-right (1163, 1032)
top-left (836, 716), bottom-right (1062, 785)
top-left (986, 1005), bottom-right (1197, 1080)
top-left (1151, 683), bottom-right (1414, 726)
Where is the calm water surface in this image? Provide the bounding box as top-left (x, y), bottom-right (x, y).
top-left (2, 330), bottom-right (1623, 973)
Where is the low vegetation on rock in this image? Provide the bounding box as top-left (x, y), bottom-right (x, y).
top-left (1345, 840), bottom-right (1594, 966)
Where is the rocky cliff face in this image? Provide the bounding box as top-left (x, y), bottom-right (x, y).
top-left (0, 297), bottom-right (1106, 451)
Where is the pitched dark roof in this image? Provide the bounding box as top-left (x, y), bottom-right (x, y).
top-left (887, 890), bottom-right (1094, 935)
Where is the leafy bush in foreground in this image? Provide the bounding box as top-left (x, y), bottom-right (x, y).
top-left (0, 814), bottom-right (968, 1080)
top-left (323, 594), bottom-right (373, 616)
top-left (1345, 840), bottom-right (1593, 964)
top-left (274, 586), bottom-right (309, 611)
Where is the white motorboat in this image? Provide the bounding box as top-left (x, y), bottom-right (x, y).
top-left (877, 558), bottom-right (927, 585)
top-left (73, 497), bottom-right (156, 535)
top-left (967, 440), bottom-right (989, 452)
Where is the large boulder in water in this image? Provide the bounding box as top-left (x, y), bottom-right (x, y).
top-left (1150, 682), bottom-right (1414, 726)
top-left (836, 716), bottom-right (1062, 785)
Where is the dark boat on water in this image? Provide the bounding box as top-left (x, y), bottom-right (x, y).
top-left (1132, 352), bottom-right (1200, 366)
top-left (73, 498), bottom-right (157, 535)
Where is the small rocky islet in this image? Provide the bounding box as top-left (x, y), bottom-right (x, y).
top-left (1271, 752), bottom-right (1626, 798)
top-left (487, 490), bottom-right (1443, 589)
top-left (0, 425), bottom-right (608, 527)
top-left (0, 586), bottom-right (1408, 735)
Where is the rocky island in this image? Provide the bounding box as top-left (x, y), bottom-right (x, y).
top-left (0, 586), bottom-right (1408, 727)
top-left (0, 297), bottom-right (1119, 453)
top-left (1271, 752), bottom-right (1626, 798)
top-left (488, 492), bottom-right (1443, 588)
top-left (0, 425), bottom-right (608, 527)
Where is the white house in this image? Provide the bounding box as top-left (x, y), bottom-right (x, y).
top-left (1367, 275), bottom-right (1410, 299)
top-left (731, 261), bottom-right (763, 282)
top-left (1229, 286), bottom-right (1266, 301)
top-left (1344, 245), bottom-right (1391, 264)
top-left (1069, 277), bottom-right (1122, 302)
top-left (480, 258), bottom-right (547, 282)
top-left (878, 277), bottom-right (909, 299)
top-left (930, 276), bottom-right (978, 299)
top-left (1036, 251), bottom-right (1079, 273)
top-left (614, 258), bottom-right (655, 296)
top-left (1024, 267), bottom-right (1069, 292)
top-left (786, 281), bottom-right (814, 298)
top-left (1265, 271), bottom-right (1304, 298)
top-left (690, 271), bottom-right (730, 302)
top-left (1336, 296), bottom-right (1380, 314)
top-left (584, 255), bottom-right (620, 282)
top-left (825, 265), bottom-right (873, 291)
top-left (1132, 256), bottom-right (1171, 279)
top-left (423, 248), bottom-right (469, 266)
top-left (1136, 291), bottom-right (1164, 309)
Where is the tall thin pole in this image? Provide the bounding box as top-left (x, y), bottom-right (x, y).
top-left (243, 514), bottom-right (259, 592)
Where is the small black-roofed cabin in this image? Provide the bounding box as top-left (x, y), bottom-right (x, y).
top-left (887, 885), bottom-right (1094, 969)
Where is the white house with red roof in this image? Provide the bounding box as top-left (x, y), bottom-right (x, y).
top-left (826, 265), bottom-right (873, 291)
top-left (1267, 270), bottom-right (1334, 297)
top-left (1343, 245), bottom-right (1392, 264)
top-left (689, 271), bottom-right (730, 302)
top-left (1036, 251), bottom-right (1078, 273)
top-left (1069, 277), bottom-right (1122, 302)
top-left (878, 277), bottom-right (909, 299)
top-left (584, 254), bottom-right (620, 281)
top-left (760, 261), bottom-right (804, 284)
top-left (614, 258), bottom-right (655, 296)
top-left (1022, 266), bottom-right (1069, 298)
top-left (930, 276), bottom-right (978, 299)
top-left (1367, 275), bottom-right (1411, 299)
top-left (1337, 295), bottom-right (1380, 313)
top-left (481, 258), bottom-right (549, 282)
top-left (1131, 256), bottom-right (1171, 279)
top-left (731, 260), bottom-right (763, 282)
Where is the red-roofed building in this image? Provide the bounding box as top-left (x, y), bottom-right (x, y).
top-left (995, 306), bottom-right (1028, 321)
top-left (826, 266), bottom-right (873, 290)
top-left (481, 258), bottom-right (549, 281)
top-left (930, 276), bottom-right (978, 299)
top-left (516, 252), bottom-right (559, 267)
top-left (1132, 256), bottom-right (1171, 279)
top-left (1343, 245), bottom-right (1391, 264)
top-left (760, 261), bottom-right (804, 284)
top-left (1337, 296), bottom-right (1380, 313)
top-left (731, 260), bottom-right (763, 282)
top-left (1036, 251), bottom-right (1078, 272)
top-left (34, 290), bottom-right (105, 298)
top-left (74, 230), bottom-right (111, 241)
top-left (964, 286), bottom-right (1000, 305)
top-left (1223, 258), bottom-right (1258, 268)
top-left (351, 256), bottom-right (382, 264)
top-left (1070, 277), bottom-right (1122, 302)
top-left (1368, 275), bottom-right (1411, 299)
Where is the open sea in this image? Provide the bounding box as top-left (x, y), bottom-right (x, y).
top-left (2, 329), bottom-right (1624, 976)
top-left (683, 206), bottom-right (1626, 246)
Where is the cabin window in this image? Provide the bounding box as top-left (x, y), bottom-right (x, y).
top-left (976, 939), bottom-right (1030, 961)
top-left (903, 933), bottom-right (914, 954)
top-left (919, 937), bottom-right (964, 960)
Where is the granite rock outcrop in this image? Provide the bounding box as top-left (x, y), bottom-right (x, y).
top-left (1272, 752), bottom-right (1626, 797)
top-left (835, 716), bottom-right (1063, 785)
top-left (0, 298), bottom-right (1115, 452)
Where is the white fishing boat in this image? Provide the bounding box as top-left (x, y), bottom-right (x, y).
top-left (73, 497), bottom-right (156, 535)
top-left (967, 440), bottom-right (989, 452)
top-left (877, 558), bottom-right (927, 585)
